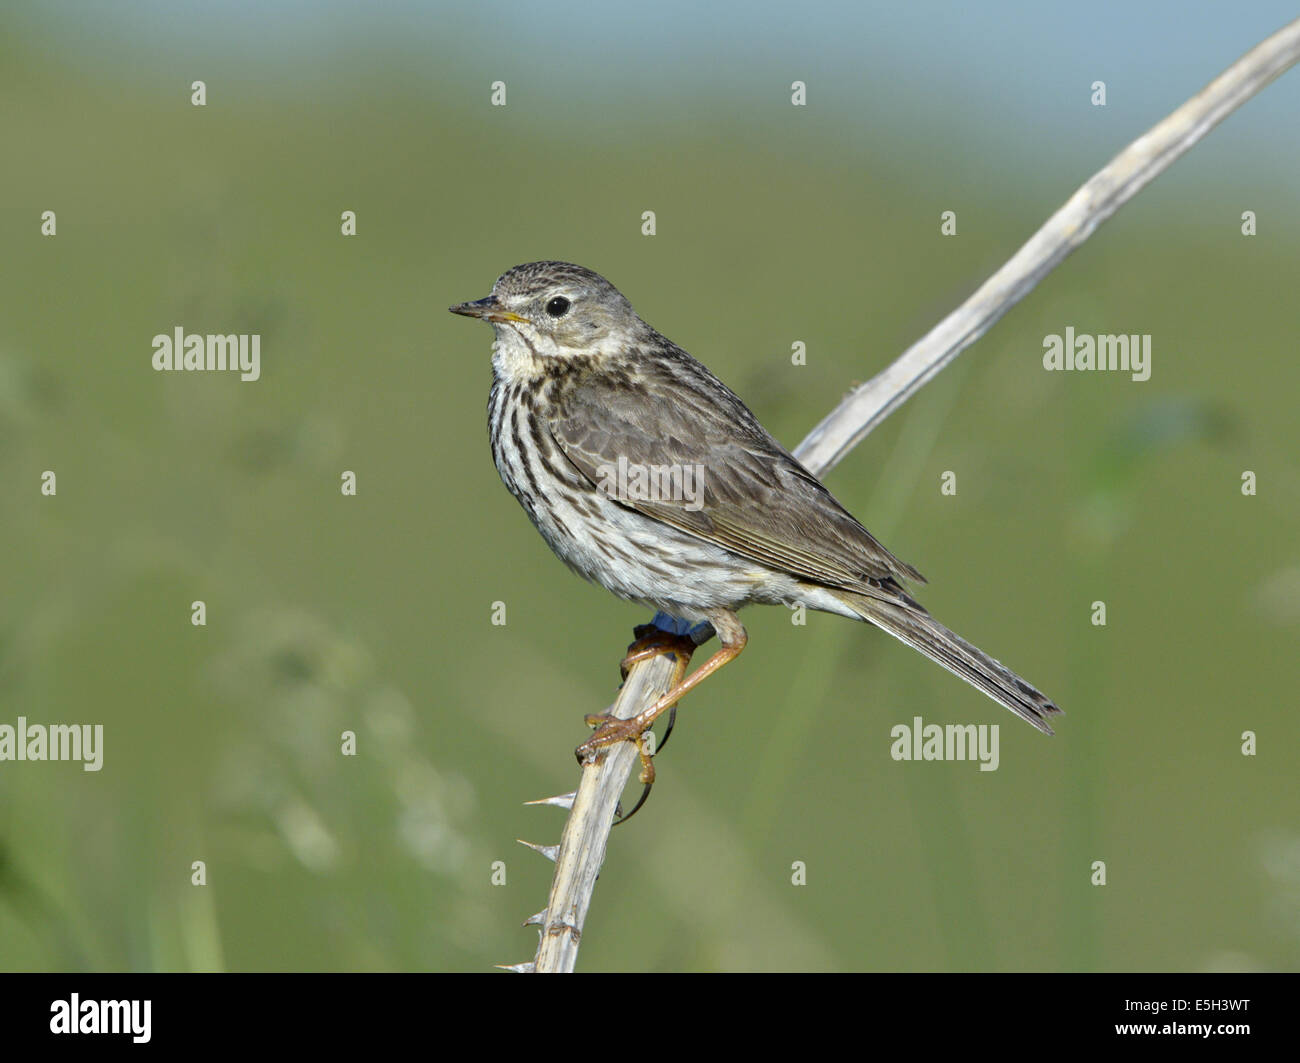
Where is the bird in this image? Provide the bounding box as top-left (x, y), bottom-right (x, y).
top-left (450, 261), bottom-right (1061, 784)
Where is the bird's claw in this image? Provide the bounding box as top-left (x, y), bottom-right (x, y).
top-left (571, 623), bottom-right (703, 824)
top-left (576, 712), bottom-right (658, 825)
top-left (619, 625), bottom-right (697, 680)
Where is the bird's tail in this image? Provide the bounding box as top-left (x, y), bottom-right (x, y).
top-left (833, 589), bottom-right (1063, 734)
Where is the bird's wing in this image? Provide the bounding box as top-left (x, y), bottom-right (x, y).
top-left (546, 353), bottom-right (925, 594)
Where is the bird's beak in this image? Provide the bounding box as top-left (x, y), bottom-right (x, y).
top-left (448, 296), bottom-right (528, 324)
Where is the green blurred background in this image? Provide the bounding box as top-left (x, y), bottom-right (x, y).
top-left (2, 2), bottom-right (1297, 972)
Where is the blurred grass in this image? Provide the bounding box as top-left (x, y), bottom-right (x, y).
top-left (1, 13), bottom-right (1298, 972)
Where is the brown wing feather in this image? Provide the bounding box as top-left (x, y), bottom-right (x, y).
top-left (546, 350), bottom-right (925, 592)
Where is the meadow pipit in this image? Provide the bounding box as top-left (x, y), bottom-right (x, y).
top-left (451, 262), bottom-right (1060, 778)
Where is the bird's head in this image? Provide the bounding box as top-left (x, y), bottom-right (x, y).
top-left (450, 261), bottom-right (643, 365)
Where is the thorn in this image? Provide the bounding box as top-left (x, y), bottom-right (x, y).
top-left (523, 909), bottom-right (546, 926)
top-left (517, 838), bottom-right (559, 862)
top-left (495, 962), bottom-right (537, 973)
top-left (525, 791), bottom-right (577, 810)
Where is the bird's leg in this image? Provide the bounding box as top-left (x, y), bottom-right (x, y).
top-left (586, 634), bottom-right (691, 782)
top-left (618, 623), bottom-right (698, 680)
top-left (592, 636), bottom-right (691, 826)
top-left (581, 622), bottom-right (694, 772)
top-left (578, 612), bottom-right (747, 767)
top-left (620, 625), bottom-right (693, 755)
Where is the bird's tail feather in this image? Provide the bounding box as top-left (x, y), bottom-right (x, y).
top-left (834, 590), bottom-right (1062, 734)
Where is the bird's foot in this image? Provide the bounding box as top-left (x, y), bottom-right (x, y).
top-left (594, 627), bottom-right (694, 772)
top-left (619, 624), bottom-right (697, 680)
top-left (574, 618), bottom-right (744, 825)
top-left (576, 711), bottom-right (662, 826)
top-left (578, 710), bottom-right (660, 782)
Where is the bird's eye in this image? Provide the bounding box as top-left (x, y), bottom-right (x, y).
top-left (545, 296), bottom-right (571, 317)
